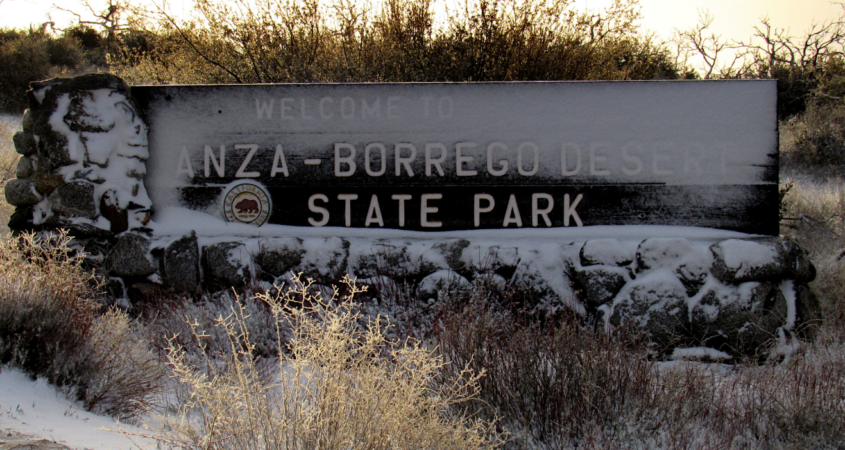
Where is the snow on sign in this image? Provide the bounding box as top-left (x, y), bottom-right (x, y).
top-left (132, 81), bottom-right (778, 234)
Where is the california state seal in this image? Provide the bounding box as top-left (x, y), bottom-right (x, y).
top-left (223, 182), bottom-right (272, 226)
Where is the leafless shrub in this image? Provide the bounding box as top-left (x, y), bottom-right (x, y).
top-left (140, 274), bottom-right (505, 449)
top-left (0, 231), bottom-right (162, 420)
top-left (437, 298), bottom-right (652, 448)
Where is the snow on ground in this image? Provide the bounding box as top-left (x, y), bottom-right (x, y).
top-left (0, 368), bottom-right (158, 449)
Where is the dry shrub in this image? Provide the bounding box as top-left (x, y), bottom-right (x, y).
top-left (146, 274), bottom-right (504, 449)
top-left (138, 289), bottom-right (283, 362)
top-left (437, 281), bottom-right (845, 448)
top-left (780, 102), bottom-right (845, 171)
top-left (437, 300), bottom-right (652, 448)
top-left (0, 231), bottom-right (161, 420)
top-left (779, 176), bottom-right (845, 330)
top-left (114, 0), bottom-right (681, 85)
top-left (0, 119), bottom-right (18, 235)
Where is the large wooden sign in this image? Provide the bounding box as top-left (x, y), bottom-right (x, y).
top-left (132, 81), bottom-right (778, 234)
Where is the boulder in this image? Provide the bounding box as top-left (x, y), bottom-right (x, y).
top-left (353, 242), bottom-right (413, 279)
top-left (254, 238), bottom-right (305, 279)
top-left (49, 180), bottom-right (96, 218)
top-left (12, 131), bottom-right (36, 156)
top-left (298, 237), bottom-right (349, 284)
top-left (580, 239), bottom-right (633, 267)
top-left (690, 281), bottom-right (788, 358)
top-left (432, 239), bottom-right (470, 275)
top-left (99, 189), bottom-right (128, 233)
top-left (16, 156), bottom-right (33, 179)
top-left (573, 264), bottom-right (629, 309)
top-left (202, 241), bottom-right (254, 290)
top-left (4, 178), bottom-right (42, 206)
top-left (104, 232), bottom-right (156, 277)
top-left (417, 270), bottom-right (470, 303)
top-left (32, 173), bottom-right (65, 195)
top-left (794, 283), bottom-right (821, 339)
top-left (635, 238), bottom-right (697, 273)
top-left (163, 232), bottom-right (200, 293)
top-left (711, 238), bottom-right (787, 283)
top-left (610, 270), bottom-right (691, 350)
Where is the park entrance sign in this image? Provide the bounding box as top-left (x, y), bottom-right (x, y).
top-left (133, 81), bottom-right (778, 234)
top-left (10, 74), bottom-right (813, 360)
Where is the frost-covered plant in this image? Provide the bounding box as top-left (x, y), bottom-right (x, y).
top-left (0, 231), bottom-right (162, 420)
top-left (146, 274), bottom-right (504, 449)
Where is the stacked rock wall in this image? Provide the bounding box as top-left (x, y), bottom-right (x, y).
top-left (2, 74), bottom-right (820, 360)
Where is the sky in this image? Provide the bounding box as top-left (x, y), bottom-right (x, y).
top-left (0, 0), bottom-right (841, 67)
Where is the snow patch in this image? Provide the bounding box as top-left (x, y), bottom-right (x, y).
top-left (0, 367), bottom-right (157, 449)
top-left (671, 347), bottom-right (733, 361)
top-left (718, 239), bottom-right (778, 277)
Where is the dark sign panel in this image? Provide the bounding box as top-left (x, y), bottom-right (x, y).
top-left (132, 81), bottom-right (778, 234)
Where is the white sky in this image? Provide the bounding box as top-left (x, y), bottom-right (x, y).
top-left (0, 0), bottom-right (841, 72)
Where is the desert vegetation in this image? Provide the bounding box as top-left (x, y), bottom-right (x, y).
top-left (1, 0), bottom-right (845, 448)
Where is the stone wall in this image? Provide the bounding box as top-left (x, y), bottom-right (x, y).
top-left (3, 74), bottom-right (819, 360)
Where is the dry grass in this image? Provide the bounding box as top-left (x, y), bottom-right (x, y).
top-left (140, 274), bottom-right (504, 449)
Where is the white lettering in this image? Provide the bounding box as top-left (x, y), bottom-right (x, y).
top-left (561, 143), bottom-right (582, 176)
top-left (563, 193), bottom-right (583, 227)
top-left (256, 98), bottom-right (274, 119)
top-left (392, 194), bottom-right (412, 227)
top-left (589, 143), bottom-right (611, 176)
top-left (456, 142), bottom-right (477, 176)
top-left (308, 194), bottom-right (329, 226)
top-left (300, 98), bottom-right (313, 119)
top-left (334, 143), bottom-right (357, 177)
top-left (365, 194), bottom-right (384, 227)
top-left (176, 146), bottom-right (194, 178)
top-left (518, 142), bottom-right (539, 176)
top-left (395, 143), bottom-right (417, 176)
top-left (425, 143), bottom-right (447, 176)
top-left (421, 193), bottom-right (442, 227)
top-left (319, 97), bottom-right (333, 119)
top-left (338, 193), bottom-right (358, 227)
top-left (234, 144), bottom-right (260, 178)
top-left (204, 144), bottom-right (225, 178)
top-left (532, 193), bottom-right (553, 227)
top-left (341, 97), bottom-right (355, 119)
top-left (474, 193), bottom-right (494, 227)
top-left (365, 143), bottom-right (386, 176)
top-left (271, 145), bottom-right (289, 177)
top-left (621, 143), bottom-right (643, 176)
top-left (487, 142), bottom-right (508, 176)
top-left (362, 98), bottom-right (381, 117)
top-left (281, 98), bottom-right (294, 119)
top-left (652, 145), bottom-right (674, 176)
top-left (503, 194), bottom-right (522, 227)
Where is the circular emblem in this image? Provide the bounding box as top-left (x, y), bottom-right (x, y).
top-left (223, 182), bottom-right (272, 226)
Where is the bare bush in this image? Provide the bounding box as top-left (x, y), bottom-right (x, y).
top-left (114, 0), bottom-right (682, 84)
top-left (0, 120), bottom-right (17, 235)
top-left (780, 102), bottom-right (845, 171)
top-left (437, 299), bottom-right (652, 448)
top-left (143, 274), bottom-right (504, 449)
top-left (0, 231), bottom-right (162, 420)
